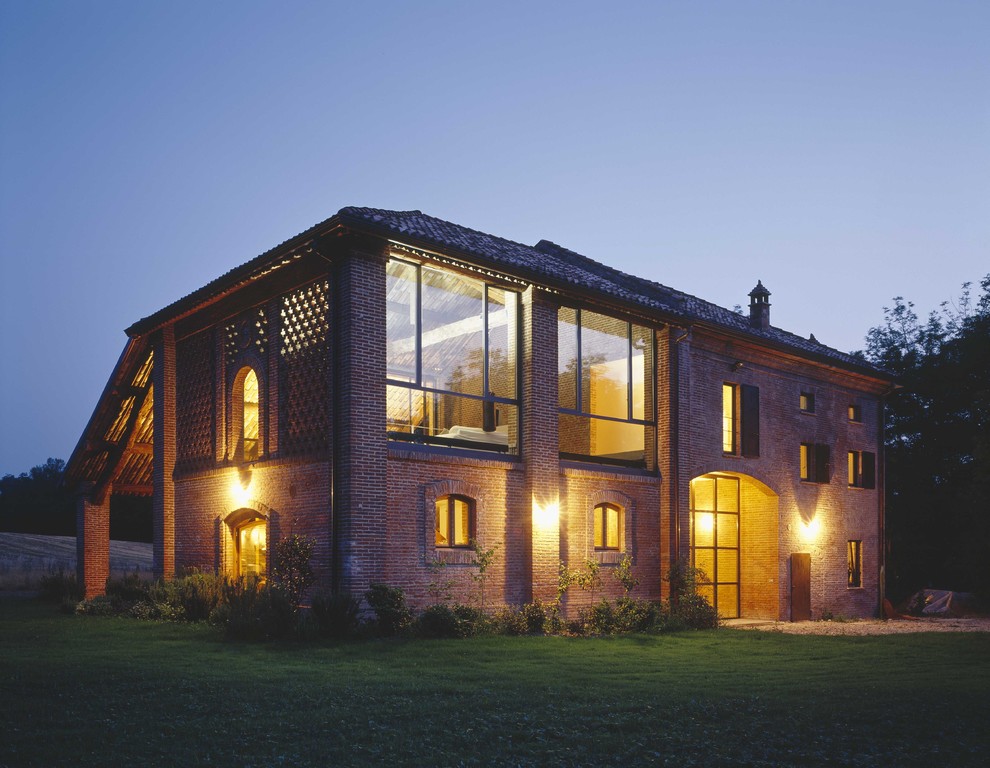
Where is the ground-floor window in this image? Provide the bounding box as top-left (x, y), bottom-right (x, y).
top-left (690, 474), bottom-right (740, 618)
top-left (847, 540), bottom-right (863, 588)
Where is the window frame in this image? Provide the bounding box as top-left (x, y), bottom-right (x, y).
top-left (723, 382), bottom-right (759, 458)
top-left (557, 307), bottom-right (655, 468)
top-left (800, 442), bottom-right (831, 483)
top-left (847, 540), bottom-right (863, 588)
top-left (386, 257), bottom-right (520, 454)
top-left (799, 391), bottom-right (816, 413)
top-left (847, 450), bottom-right (876, 489)
top-left (848, 403), bottom-right (863, 423)
top-left (230, 365), bottom-right (264, 463)
top-left (434, 494), bottom-right (475, 549)
top-left (592, 502), bottom-right (623, 552)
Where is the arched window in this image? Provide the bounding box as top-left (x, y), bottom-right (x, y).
top-left (231, 366), bottom-right (262, 462)
top-left (435, 495), bottom-right (474, 548)
top-left (236, 518), bottom-right (267, 579)
top-left (242, 369), bottom-right (259, 461)
top-left (593, 502), bottom-right (623, 551)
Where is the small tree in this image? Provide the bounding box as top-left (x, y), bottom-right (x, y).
top-left (614, 555), bottom-right (639, 596)
top-left (268, 534), bottom-right (315, 607)
top-left (575, 558), bottom-right (602, 604)
top-left (470, 539), bottom-right (500, 613)
top-left (426, 557), bottom-right (454, 605)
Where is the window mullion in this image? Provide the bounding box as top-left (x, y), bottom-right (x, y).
top-left (414, 264), bottom-right (423, 387)
top-left (627, 323), bottom-right (633, 421)
top-left (575, 309), bottom-right (583, 413)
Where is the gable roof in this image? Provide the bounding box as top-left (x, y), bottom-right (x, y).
top-left (334, 207), bottom-right (884, 378)
top-left (126, 205), bottom-right (886, 379)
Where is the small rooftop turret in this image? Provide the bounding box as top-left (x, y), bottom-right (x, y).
top-left (749, 280), bottom-right (771, 330)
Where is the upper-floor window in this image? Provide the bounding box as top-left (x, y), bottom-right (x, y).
top-left (800, 443), bottom-right (830, 483)
top-left (799, 392), bottom-right (815, 413)
top-left (435, 495), bottom-right (474, 548)
top-left (848, 450), bottom-right (876, 489)
top-left (558, 308), bottom-right (654, 467)
top-left (231, 366), bottom-right (262, 462)
top-left (593, 502), bottom-right (623, 551)
top-left (848, 404), bottom-right (862, 422)
top-left (386, 259), bottom-right (519, 454)
top-left (723, 383), bottom-right (760, 457)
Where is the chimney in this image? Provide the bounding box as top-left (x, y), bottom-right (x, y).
top-left (748, 280), bottom-right (771, 330)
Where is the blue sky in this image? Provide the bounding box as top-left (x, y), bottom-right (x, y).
top-left (1, 1), bottom-right (987, 476)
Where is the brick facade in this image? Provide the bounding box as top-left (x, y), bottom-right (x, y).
top-left (70, 208), bottom-right (890, 620)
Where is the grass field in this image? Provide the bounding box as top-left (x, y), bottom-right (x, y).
top-left (0, 532), bottom-right (152, 591)
top-left (2, 598), bottom-right (988, 767)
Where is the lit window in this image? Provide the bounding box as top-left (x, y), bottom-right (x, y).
top-left (722, 384), bottom-right (736, 453)
top-left (847, 540), bottom-right (863, 588)
top-left (848, 404), bottom-right (862, 422)
top-left (558, 308), bottom-right (654, 466)
top-left (237, 519), bottom-right (267, 579)
top-left (435, 495), bottom-right (473, 548)
top-left (799, 392), bottom-right (815, 413)
top-left (386, 259), bottom-right (519, 454)
top-left (593, 502), bottom-right (622, 551)
top-left (722, 383), bottom-right (759, 457)
top-left (243, 369), bottom-right (259, 461)
top-left (800, 443), bottom-right (830, 483)
top-left (848, 451), bottom-right (876, 489)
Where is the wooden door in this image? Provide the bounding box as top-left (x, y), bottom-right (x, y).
top-left (790, 553), bottom-right (811, 621)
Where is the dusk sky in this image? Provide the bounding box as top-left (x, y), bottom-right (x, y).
top-left (1, 1), bottom-right (987, 477)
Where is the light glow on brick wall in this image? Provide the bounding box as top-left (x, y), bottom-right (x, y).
top-left (532, 494), bottom-right (559, 530)
top-left (231, 469), bottom-right (254, 508)
top-left (800, 514), bottom-right (822, 542)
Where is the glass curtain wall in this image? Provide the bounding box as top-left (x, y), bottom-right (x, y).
top-left (690, 475), bottom-right (741, 619)
top-left (558, 308), bottom-right (654, 466)
top-left (386, 258), bottom-right (519, 453)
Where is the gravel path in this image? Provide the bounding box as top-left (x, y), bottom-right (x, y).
top-left (727, 617), bottom-right (990, 635)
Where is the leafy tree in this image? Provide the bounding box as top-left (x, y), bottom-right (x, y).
top-left (863, 275), bottom-right (990, 600)
top-left (0, 458), bottom-right (74, 535)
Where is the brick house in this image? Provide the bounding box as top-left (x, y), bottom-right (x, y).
top-left (66, 207), bottom-right (893, 620)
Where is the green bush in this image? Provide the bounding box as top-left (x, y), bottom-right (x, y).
top-left (39, 570), bottom-right (82, 603)
top-left (269, 534), bottom-right (316, 607)
top-left (520, 599), bottom-right (561, 635)
top-left (489, 605), bottom-right (528, 636)
top-left (223, 578), bottom-right (297, 641)
top-left (311, 590), bottom-right (362, 639)
top-left (105, 572), bottom-right (151, 604)
top-left (174, 571), bottom-right (226, 621)
top-left (365, 583), bottom-right (412, 636)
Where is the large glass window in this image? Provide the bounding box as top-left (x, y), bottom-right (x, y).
top-left (558, 308), bottom-right (654, 466)
top-left (690, 475), bottom-right (740, 619)
top-left (237, 519), bottom-right (267, 579)
top-left (386, 258), bottom-right (519, 453)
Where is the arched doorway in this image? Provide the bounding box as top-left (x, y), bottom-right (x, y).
top-left (224, 508), bottom-right (268, 580)
top-left (690, 472), bottom-right (779, 619)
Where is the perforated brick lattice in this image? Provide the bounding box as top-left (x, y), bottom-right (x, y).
top-left (225, 307), bottom-right (268, 367)
top-left (176, 331), bottom-right (216, 470)
top-left (280, 280), bottom-right (330, 455)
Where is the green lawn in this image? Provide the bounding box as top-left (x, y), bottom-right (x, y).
top-left (2, 598), bottom-right (988, 767)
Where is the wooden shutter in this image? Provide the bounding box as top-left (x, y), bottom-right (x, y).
top-left (863, 451), bottom-right (876, 489)
top-left (815, 444), bottom-right (831, 483)
top-left (740, 384), bottom-right (760, 458)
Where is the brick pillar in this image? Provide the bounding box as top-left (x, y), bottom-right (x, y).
top-left (333, 240), bottom-right (388, 601)
top-left (76, 483), bottom-right (110, 598)
top-left (153, 325), bottom-right (177, 580)
top-left (521, 287), bottom-right (560, 603)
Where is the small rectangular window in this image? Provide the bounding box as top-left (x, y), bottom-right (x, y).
top-left (722, 383), bottom-right (736, 453)
top-left (848, 451), bottom-right (876, 489)
top-left (848, 404), bottom-right (862, 422)
top-left (800, 443), bottom-right (830, 483)
top-left (799, 392), bottom-right (815, 413)
top-left (848, 540), bottom-right (863, 588)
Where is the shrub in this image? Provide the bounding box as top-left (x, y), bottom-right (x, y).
top-left (105, 572), bottom-right (150, 604)
top-left (520, 599), bottom-right (561, 635)
top-left (311, 590), bottom-right (362, 639)
top-left (489, 605), bottom-right (528, 636)
top-left (365, 583), bottom-right (412, 636)
top-left (39, 570), bottom-right (82, 603)
top-left (268, 534), bottom-right (316, 607)
top-left (174, 571), bottom-right (226, 621)
top-left (223, 578), bottom-right (297, 641)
